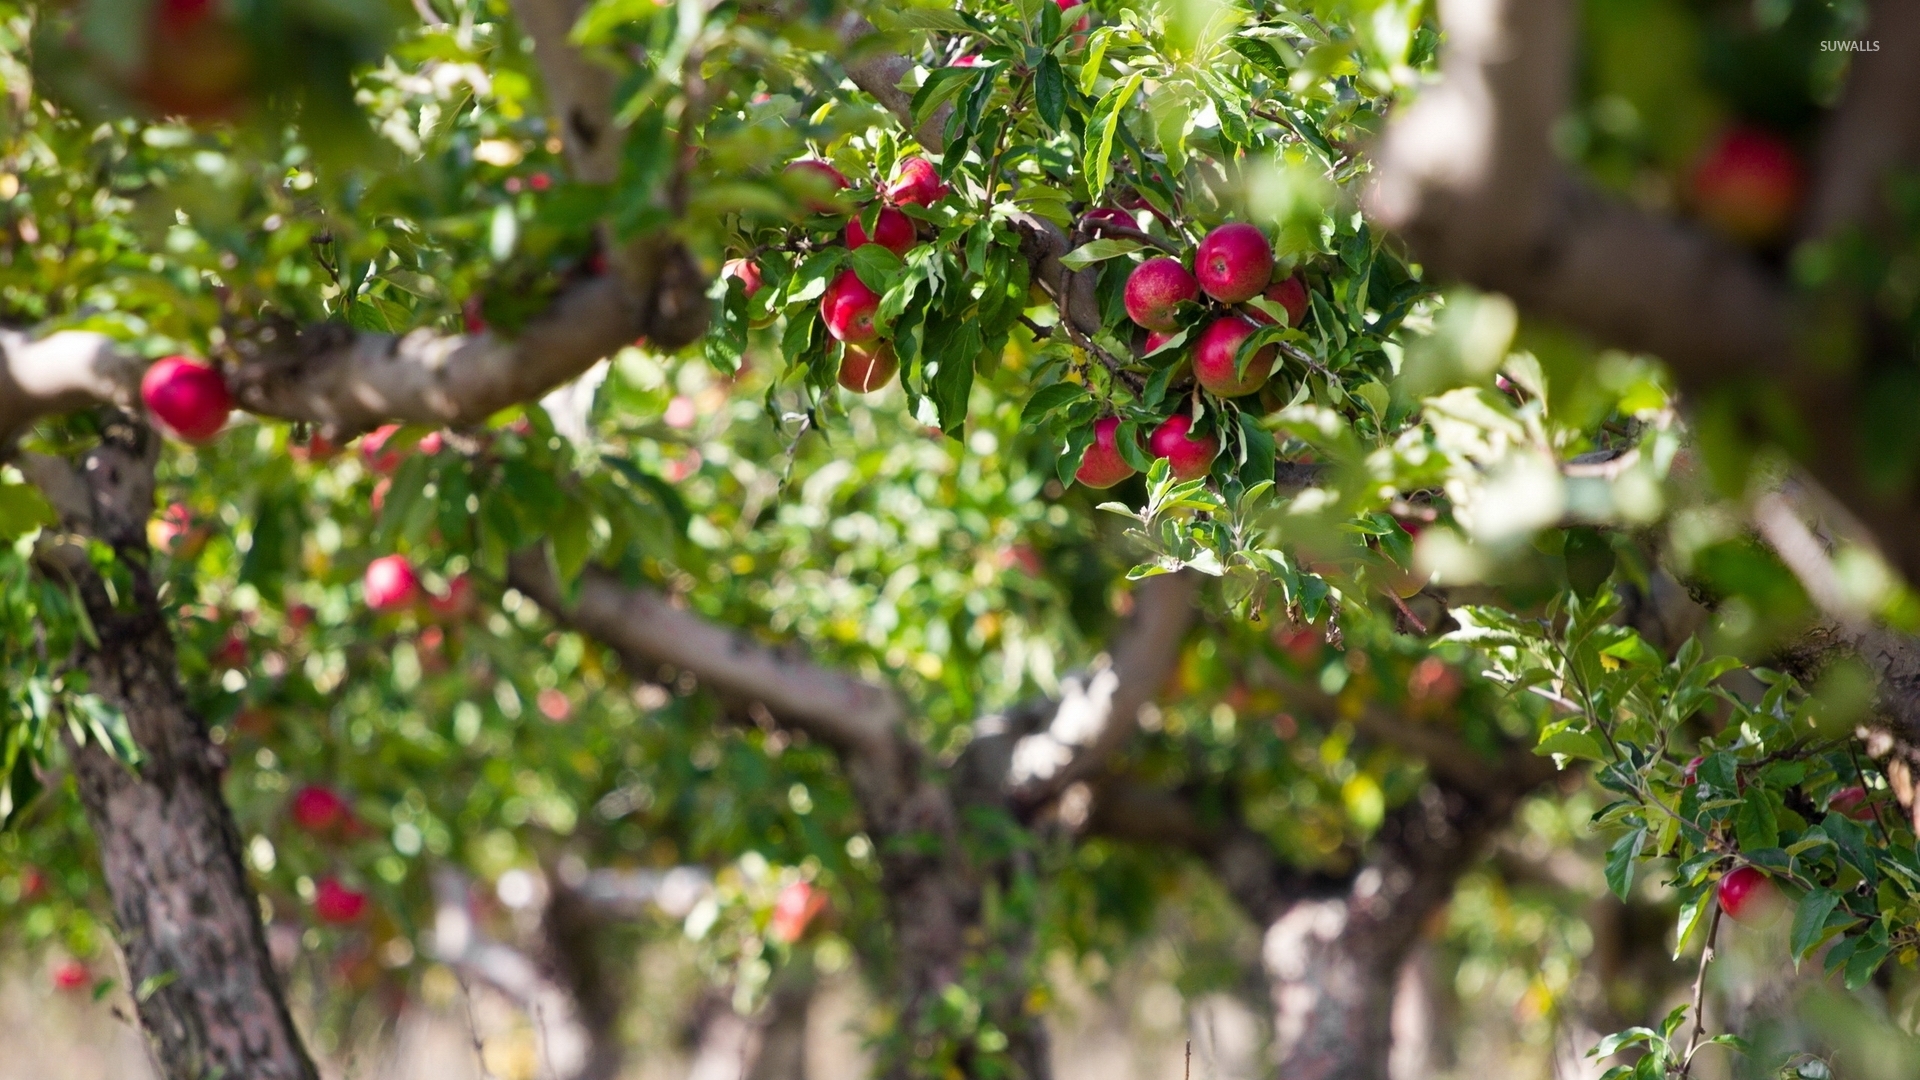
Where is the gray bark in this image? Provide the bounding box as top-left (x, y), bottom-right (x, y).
top-left (39, 417), bottom-right (317, 1080)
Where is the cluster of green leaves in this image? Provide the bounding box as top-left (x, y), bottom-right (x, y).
top-left (1458, 589), bottom-right (1920, 999)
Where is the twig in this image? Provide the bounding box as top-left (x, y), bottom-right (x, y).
top-left (455, 973), bottom-right (500, 1080)
top-left (1678, 902), bottom-right (1723, 1077)
top-left (410, 0), bottom-right (447, 25)
top-left (1080, 215), bottom-right (1183, 255)
top-left (1847, 741), bottom-right (1896, 849)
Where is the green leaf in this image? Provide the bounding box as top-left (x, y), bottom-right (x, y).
top-left (851, 244), bottom-right (905, 293)
top-left (1021, 382), bottom-right (1087, 427)
top-left (1035, 54), bottom-right (1066, 130)
top-left (1536, 720), bottom-right (1607, 763)
top-left (1605, 827), bottom-right (1645, 901)
top-left (1735, 787), bottom-right (1779, 851)
top-left (1791, 888), bottom-right (1842, 965)
top-left (1084, 73), bottom-right (1143, 199)
top-left (0, 482), bottom-right (56, 541)
top-left (1060, 238), bottom-right (1144, 270)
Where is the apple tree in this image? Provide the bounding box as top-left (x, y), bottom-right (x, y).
top-left (4, 0), bottom-right (1920, 1079)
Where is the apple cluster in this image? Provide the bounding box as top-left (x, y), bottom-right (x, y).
top-left (744, 155), bottom-right (954, 395)
top-left (1076, 222), bottom-right (1310, 490)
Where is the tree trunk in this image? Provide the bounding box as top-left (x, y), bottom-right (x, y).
top-left (41, 420), bottom-right (317, 1080)
top-left (1264, 784), bottom-right (1525, 1080)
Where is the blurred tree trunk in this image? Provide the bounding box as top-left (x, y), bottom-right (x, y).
top-left (28, 419), bottom-right (317, 1080)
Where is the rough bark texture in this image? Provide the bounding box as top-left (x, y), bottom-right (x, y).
top-left (38, 417), bottom-right (317, 1080)
top-left (1263, 783), bottom-right (1524, 1080)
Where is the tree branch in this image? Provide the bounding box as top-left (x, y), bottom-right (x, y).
top-left (1802, 0), bottom-right (1920, 240)
top-left (505, 554), bottom-right (908, 779)
top-left (999, 571), bottom-right (1201, 809)
top-left (1366, 0), bottom-right (1920, 588)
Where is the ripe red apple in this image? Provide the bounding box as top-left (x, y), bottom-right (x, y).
top-left (1148, 414), bottom-right (1219, 482)
top-left (846, 207), bottom-right (916, 255)
top-left (1718, 866), bottom-right (1783, 926)
top-left (771, 880), bottom-right (829, 943)
top-left (838, 342), bottom-right (899, 392)
top-left (19, 865), bottom-right (45, 901)
top-left (1084, 205), bottom-right (1135, 230)
top-left (1194, 316), bottom-right (1277, 397)
top-left (1828, 786), bottom-right (1877, 821)
top-left (1124, 257), bottom-right (1200, 331)
top-left (951, 54), bottom-right (986, 67)
top-left (136, 0), bottom-right (250, 121)
top-left (1195, 222), bottom-right (1274, 304)
top-left (150, 501), bottom-right (210, 558)
top-left (51, 960), bottom-right (90, 992)
top-left (1248, 274), bottom-right (1310, 328)
top-left (360, 425), bottom-right (404, 474)
top-left (721, 258), bottom-right (763, 298)
top-left (786, 160), bottom-right (849, 213)
top-left (417, 431), bottom-right (443, 456)
top-left (313, 877), bottom-right (369, 925)
top-left (290, 785), bottom-right (351, 834)
top-left (1074, 416), bottom-right (1137, 489)
top-left (1682, 756), bottom-right (1704, 786)
top-left (1691, 127), bottom-right (1803, 244)
top-left (363, 555), bottom-right (419, 612)
top-left (1141, 329), bottom-right (1178, 356)
top-left (886, 156), bottom-right (947, 207)
top-left (820, 269), bottom-right (881, 343)
top-left (141, 356), bottom-right (232, 442)
top-left (213, 630), bottom-right (248, 670)
top-left (462, 295), bottom-right (488, 334)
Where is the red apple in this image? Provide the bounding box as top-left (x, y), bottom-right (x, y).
top-left (462, 295), bottom-right (487, 334)
top-left (771, 880), bottom-right (829, 943)
top-left (213, 630), bottom-right (248, 670)
top-left (1682, 756), bottom-right (1704, 786)
top-left (1124, 257), bottom-right (1200, 331)
top-left (886, 156), bottom-right (948, 207)
top-left (820, 269), bottom-right (881, 343)
top-left (1074, 416), bottom-right (1137, 489)
top-left (150, 501), bottom-right (209, 557)
top-left (1148, 414), bottom-right (1219, 482)
top-left (1691, 127), bottom-right (1802, 244)
top-left (418, 431), bottom-right (443, 456)
top-left (313, 877), bottom-right (369, 925)
top-left (786, 160), bottom-right (849, 213)
top-left (360, 425), bottom-right (404, 474)
top-left (1194, 316), bottom-right (1277, 397)
top-left (1083, 206), bottom-right (1135, 230)
top-left (141, 356), bottom-right (232, 442)
top-left (846, 207), bottom-right (916, 256)
top-left (136, 0), bottom-right (250, 121)
top-left (537, 688), bottom-right (573, 722)
top-left (1718, 866), bottom-right (1783, 926)
top-left (290, 785), bottom-right (351, 834)
top-left (951, 54), bottom-right (986, 67)
top-left (363, 555), bottom-right (419, 612)
top-left (838, 342), bottom-right (898, 393)
top-left (720, 258), bottom-right (763, 298)
top-left (1248, 274), bottom-right (1310, 328)
top-left (1828, 786), bottom-right (1877, 821)
top-left (19, 865), bottom-right (45, 901)
top-left (1141, 329), bottom-right (1179, 357)
top-left (51, 960), bottom-right (90, 992)
top-left (1195, 222), bottom-right (1274, 304)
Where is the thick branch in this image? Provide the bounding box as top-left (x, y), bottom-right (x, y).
top-left (1273, 673), bottom-right (1556, 791)
top-left (1000, 571), bottom-right (1201, 808)
top-left (1803, 0), bottom-right (1920, 239)
top-left (1366, 0), bottom-right (1920, 589)
top-left (506, 553), bottom-right (907, 779)
top-left (1088, 778), bottom-right (1347, 926)
top-left (507, 0), bottom-right (621, 184)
